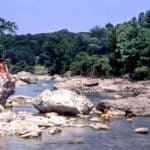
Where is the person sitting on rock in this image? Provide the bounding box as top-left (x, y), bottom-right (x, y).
top-left (0, 57), bottom-right (15, 83)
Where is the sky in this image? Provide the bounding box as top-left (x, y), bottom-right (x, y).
top-left (1, 0), bottom-right (150, 35)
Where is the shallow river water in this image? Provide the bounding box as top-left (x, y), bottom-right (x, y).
top-left (0, 80), bottom-right (150, 150)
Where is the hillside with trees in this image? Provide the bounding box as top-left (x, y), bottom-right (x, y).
top-left (0, 10), bottom-right (150, 80)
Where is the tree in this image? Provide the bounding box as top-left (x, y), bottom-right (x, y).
top-left (70, 52), bottom-right (112, 77)
top-left (0, 17), bottom-right (17, 35)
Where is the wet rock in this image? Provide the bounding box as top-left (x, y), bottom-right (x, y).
top-left (21, 131), bottom-right (41, 138)
top-left (16, 71), bottom-right (38, 84)
top-left (68, 139), bottom-right (85, 144)
top-left (96, 96), bottom-right (150, 116)
top-left (135, 128), bottom-right (149, 134)
top-left (72, 124), bottom-right (85, 127)
top-left (77, 114), bottom-right (90, 119)
top-left (51, 75), bottom-right (63, 82)
top-left (84, 79), bottom-right (99, 87)
top-left (126, 118), bottom-right (133, 122)
top-left (89, 117), bottom-right (102, 122)
top-left (90, 123), bottom-right (110, 130)
top-left (67, 121), bottom-right (85, 127)
top-left (89, 107), bottom-right (102, 115)
top-left (48, 127), bottom-right (62, 135)
top-left (33, 89), bottom-right (93, 115)
top-left (6, 95), bottom-right (32, 107)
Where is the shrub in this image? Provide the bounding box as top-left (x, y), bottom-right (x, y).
top-left (132, 66), bottom-right (150, 80)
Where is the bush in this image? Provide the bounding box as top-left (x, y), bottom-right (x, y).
top-left (70, 52), bottom-right (112, 77)
top-left (132, 66), bottom-right (150, 80)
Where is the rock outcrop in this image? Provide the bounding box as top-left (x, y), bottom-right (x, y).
top-left (33, 89), bottom-right (93, 115)
top-left (96, 95), bottom-right (150, 116)
top-left (0, 76), bottom-right (15, 106)
top-left (16, 71), bottom-right (38, 84)
top-left (0, 111), bottom-right (82, 137)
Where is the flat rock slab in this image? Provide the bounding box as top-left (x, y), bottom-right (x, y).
top-left (84, 79), bottom-right (99, 87)
top-left (90, 123), bottom-right (110, 130)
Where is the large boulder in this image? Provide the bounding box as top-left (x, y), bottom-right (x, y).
top-left (96, 96), bottom-right (150, 116)
top-left (16, 71), bottom-right (38, 84)
top-left (33, 89), bottom-right (93, 115)
top-left (0, 76), bottom-right (15, 106)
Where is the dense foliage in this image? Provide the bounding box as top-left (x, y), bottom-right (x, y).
top-left (0, 10), bottom-right (150, 80)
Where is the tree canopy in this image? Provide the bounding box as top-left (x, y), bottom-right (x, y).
top-left (0, 10), bottom-right (149, 80)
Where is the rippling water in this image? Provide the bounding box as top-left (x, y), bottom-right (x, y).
top-left (14, 80), bottom-right (55, 97)
top-left (1, 80), bottom-right (150, 150)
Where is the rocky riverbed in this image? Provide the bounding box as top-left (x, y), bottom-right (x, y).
top-left (0, 74), bottom-right (150, 150)
top-left (0, 73), bottom-right (150, 140)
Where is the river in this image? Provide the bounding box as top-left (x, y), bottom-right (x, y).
top-left (0, 80), bottom-right (150, 150)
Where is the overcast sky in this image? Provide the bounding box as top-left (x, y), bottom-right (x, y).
top-left (1, 0), bottom-right (150, 34)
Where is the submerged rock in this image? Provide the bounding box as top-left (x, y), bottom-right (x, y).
top-left (90, 123), bottom-right (110, 130)
top-left (68, 139), bottom-right (85, 144)
top-left (89, 117), bottom-right (102, 122)
top-left (21, 131), bottom-right (41, 138)
top-left (48, 127), bottom-right (62, 135)
top-left (33, 89), bottom-right (93, 115)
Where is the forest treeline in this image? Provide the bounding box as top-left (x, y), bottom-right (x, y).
top-left (0, 10), bottom-right (150, 80)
